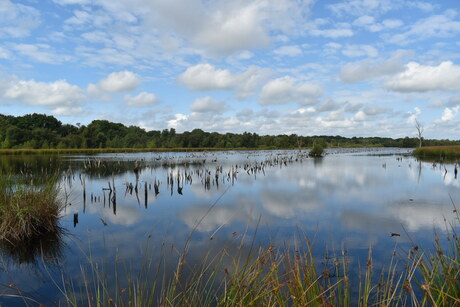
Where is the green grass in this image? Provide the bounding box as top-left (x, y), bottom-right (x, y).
top-left (0, 175), bottom-right (63, 244)
top-left (413, 146), bottom-right (460, 159)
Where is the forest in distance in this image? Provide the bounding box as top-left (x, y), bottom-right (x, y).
top-left (1, 113), bottom-right (459, 150)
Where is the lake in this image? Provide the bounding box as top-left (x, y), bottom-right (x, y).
top-left (1, 148), bottom-right (459, 305)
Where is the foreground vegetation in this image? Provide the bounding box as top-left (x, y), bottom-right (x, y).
top-left (413, 146), bottom-right (460, 159)
top-left (1, 113), bottom-right (459, 151)
top-left (2, 210), bottom-right (457, 306)
top-left (60, 217), bottom-right (459, 306)
top-left (0, 175), bottom-right (62, 243)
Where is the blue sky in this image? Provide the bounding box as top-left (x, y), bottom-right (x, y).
top-left (0, 0), bottom-right (459, 139)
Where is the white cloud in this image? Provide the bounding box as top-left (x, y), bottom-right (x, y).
top-left (3, 78), bottom-right (84, 107)
top-left (382, 19), bottom-right (403, 29)
top-left (125, 92), bottom-right (159, 107)
top-left (178, 64), bottom-right (270, 98)
top-left (327, 0), bottom-right (395, 17)
top-left (273, 45), bottom-right (302, 57)
top-left (353, 15), bottom-right (403, 32)
top-left (52, 0), bottom-right (91, 4)
top-left (342, 44), bottom-right (378, 57)
top-left (388, 12), bottom-right (460, 45)
top-left (406, 107), bottom-right (421, 124)
top-left (52, 106), bottom-right (84, 116)
top-left (0, 0), bottom-right (41, 38)
top-left (0, 46), bottom-right (11, 59)
top-left (362, 105), bottom-right (390, 116)
top-left (130, 0), bottom-right (314, 56)
top-left (386, 61), bottom-right (460, 92)
top-left (167, 113), bottom-right (188, 130)
top-left (178, 64), bottom-right (236, 91)
top-left (440, 106), bottom-right (459, 122)
top-left (406, 1), bottom-right (436, 12)
top-left (190, 96), bottom-right (225, 113)
top-left (10, 43), bottom-right (73, 64)
top-left (89, 71), bottom-right (141, 94)
top-left (65, 9), bottom-right (92, 26)
top-left (353, 15), bottom-right (375, 27)
top-left (260, 76), bottom-right (323, 106)
top-left (340, 51), bottom-right (409, 83)
top-left (310, 27), bottom-right (353, 38)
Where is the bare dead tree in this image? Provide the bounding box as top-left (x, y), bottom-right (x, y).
top-left (415, 118), bottom-right (423, 148)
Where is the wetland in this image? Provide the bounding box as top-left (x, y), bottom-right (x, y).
top-left (0, 148), bottom-right (459, 306)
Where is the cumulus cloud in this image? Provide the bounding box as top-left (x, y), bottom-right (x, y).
top-left (439, 106), bottom-right (459, 122)
top-left (88, 71), bottom-right (141, 95)
top-left (0, 0), bottom-right (41, 38)
top-left (178, 64), bottom-right (237, 90)
top-left (3, 78), bottom-right (84, 106)
top-left (125, 92), bottom-right (159, 107)
top-left (386, 61), bottom-right (460, 92)
top-left (260, 76), bottom-right (323, 106)
top-left (190, 96), bottom-right (226, 113)
top-left (178, 64), bottom-right (270, 98)
top-left (127, 0), bottom-right (314, 56)
top-left (340, 51), bottom-right (409, 83)
top-left (353, 105), bottom-right (391, 122)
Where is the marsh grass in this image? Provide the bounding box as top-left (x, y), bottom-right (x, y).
top-left (56, 213), bottom-right (459, 307)
top-left (0, 174), bottom-right (63, 244)
top-left (413, 146), bottom-right (460, 159)
top-left (1, 221), bottom-right (459, 306)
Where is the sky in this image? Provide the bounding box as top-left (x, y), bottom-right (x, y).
top-left (0, 0), bottom-right (459, 139)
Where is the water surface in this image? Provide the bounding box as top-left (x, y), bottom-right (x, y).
top-left (1, 148), bottom-right (458, 305)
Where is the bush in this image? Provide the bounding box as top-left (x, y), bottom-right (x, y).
top-left (309, 143), bottom-right (324, 157)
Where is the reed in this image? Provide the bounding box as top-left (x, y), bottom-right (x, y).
top-left (413, 145), bottom-right (460, 159)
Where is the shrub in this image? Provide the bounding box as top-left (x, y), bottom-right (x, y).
top-left (309, 143), bottom-right (324, 157)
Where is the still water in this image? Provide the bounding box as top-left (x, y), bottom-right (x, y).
top-left (1, 148), bottom-right (459, 305)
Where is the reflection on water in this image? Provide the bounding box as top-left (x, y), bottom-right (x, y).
top-left (1, 148), bottom-right (459, 305)
top-left (0, 228), bottom-right (65, 266)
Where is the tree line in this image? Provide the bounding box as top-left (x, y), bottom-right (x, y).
top-left (0, 113), bottom-right (458, 150)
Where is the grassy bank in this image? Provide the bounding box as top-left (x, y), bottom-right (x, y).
top-left (413, 146), bottom-right (460, 159)
top-left (0, 175), bottom-right (63, 243)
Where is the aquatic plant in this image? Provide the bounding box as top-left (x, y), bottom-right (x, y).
top-left (0, 175), bottom-right (63, 243)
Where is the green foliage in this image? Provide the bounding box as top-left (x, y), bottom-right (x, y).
top-left (309, 143), bottom-right (324, 157)
top-left (1, 113), bottom-right (459, 151)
